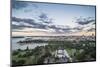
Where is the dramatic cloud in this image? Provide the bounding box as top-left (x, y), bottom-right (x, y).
top-left (39, 13), bottom-right (53, 24)
top-left (75, 17), bottom-right (95, 25)
top-left (12, 17), bottom-right (36, 25)
top-left (12, 16), bottom-right (95, 33)
top-left (12, 24), bottom-right (24, 29)
top-left (12, 17), bottom-right (47, 29)
top-left (12, 17), bottom-right (74, 33)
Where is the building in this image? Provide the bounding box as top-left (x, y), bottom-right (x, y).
top-left (55, 47), bottom-right (72, 63)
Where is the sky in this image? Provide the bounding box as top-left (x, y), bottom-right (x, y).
top-left (12, 0), bottom-right (96, 36)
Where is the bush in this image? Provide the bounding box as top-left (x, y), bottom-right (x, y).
top-left (12, 51), bottom-right (19, 55)
top-left (12, 60), bottom-right (17, 65)
top-left (17, 59), bottom-right (25, 65)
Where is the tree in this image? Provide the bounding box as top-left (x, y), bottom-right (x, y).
top-left (25, 46), bottom-right (29, 51)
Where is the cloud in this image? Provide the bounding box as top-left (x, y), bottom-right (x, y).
top-left (75, 17), bottom-right (95, 25)
top-left (61, 26), bottom-right (84, 33)
top-left (39, 13), bottom-right (53, 24)
top-left (12, 17), bottom-right (48, 29)
top-left (12, 24), bottom-right (24, 29)
top-left (12, 17), bottom-right (74, 33)
top-left (73, 26), bottom-right (84, 31)
top-left (12, 0), bottom-right (28, 9)
top-left (92, 22), bottom-right (96, 25)
top-left (12, 17), bottom-right (36, 25)
top-left (13, 15), bottom-right (93, 33)
top-left (87, 28), bottom-right (95, 32)
top-left (12, 0), bottom-right (39, 10)
top-left (48, 25), bottom-right (73, 33)
top-left (12, 16), bottom-right (95, 33)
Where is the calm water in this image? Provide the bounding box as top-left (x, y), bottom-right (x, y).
top-left (12, 38), bottom-right (48, 51)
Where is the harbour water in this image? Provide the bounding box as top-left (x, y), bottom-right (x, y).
top-left (11, 38), bottom-right (48, 51)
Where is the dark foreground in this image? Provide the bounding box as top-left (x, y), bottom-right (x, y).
top-left (12, 38), bottom-right (96, 66)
